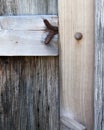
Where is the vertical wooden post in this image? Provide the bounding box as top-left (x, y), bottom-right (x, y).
top-left (94, 0), bottom-right (104, 130)
top-left (59, 0), bottom-right (94, 129)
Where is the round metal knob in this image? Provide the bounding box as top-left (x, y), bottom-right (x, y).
top-left (74, 32), bottom-right (83, 40)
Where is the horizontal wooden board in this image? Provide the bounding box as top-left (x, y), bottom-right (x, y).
top-left (0, 15), bottom-right (58, 30)
top-left (0, 15), bottom-right (58, 56)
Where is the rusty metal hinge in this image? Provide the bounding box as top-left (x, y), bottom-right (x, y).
top-left (43, 19), bottom-right (58, 45)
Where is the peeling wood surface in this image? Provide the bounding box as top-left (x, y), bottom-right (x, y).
top-left (0, 0), bottom-right (59, 130)
top-left (94, 0), bottom-right (104, 129)
top-left (59, 0), bottom-right (94, 130)
top-left (0, 15), bottom-right (58, 56)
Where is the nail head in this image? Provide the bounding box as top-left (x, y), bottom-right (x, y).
top-left (74, 32), bottom-right (83, 40)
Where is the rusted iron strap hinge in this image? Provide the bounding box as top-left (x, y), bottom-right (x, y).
top-left (43, 19), bottom-right (58, 45)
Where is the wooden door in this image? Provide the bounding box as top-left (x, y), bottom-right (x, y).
top-left (0, 0), bottom-right (95, 130)
top-left (0, 0), bottom-right (59, 130)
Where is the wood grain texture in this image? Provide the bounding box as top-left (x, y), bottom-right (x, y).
top-left (0, 15), bottom-right (58, 56)
top-left (0, 0), bottom-right (58, 15)
top-left (0, 15), bottom-right (58, 30)
top-left (0, 57), bottom-right (59, 130)
top-left (59, 0), bottom-right (94, 130)
top-left (61, 116), bottom-right (86, 130)
top-left (60, 123), bottom-right (71, 130)
top-left (94, 0), bottom-right (104, 130)
top-left (0, 0), bottom-right (59, 130)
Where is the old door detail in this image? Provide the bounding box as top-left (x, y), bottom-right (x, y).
top-left (0, 0), bottom-right (59, 130)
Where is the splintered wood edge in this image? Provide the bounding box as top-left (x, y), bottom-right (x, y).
top-left (0, 15), bottom-right (58, 56)
top-left (61, 116), bottom-right (86, 130)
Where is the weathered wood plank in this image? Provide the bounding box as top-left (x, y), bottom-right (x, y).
top-left (0, 57), bottom-right (59, 130)
top-left (0, 15), bottom-right (58, 30)
top-left (94, 0), bottom-right (104, 130)
top-left (60, 123), bottom-right (71, 130)
top-left (59, 0), bottom-right (94, 130)
top-left (0, 0), bottom-right (58, 15)
top-left (61, 116), bottom-right (86, 130)
top-left (0, 0), bottom-right (59, 130)
top-left (0, 15), bottom-right (58, 56)
top-left (0, 30), bottom-right (58, 56)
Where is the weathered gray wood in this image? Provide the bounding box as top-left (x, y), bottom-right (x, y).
top-left (0, 15), bottom-right (58, 56)
top-left (0, 30), bottom-right (58, 56)
top-left (0, 0), bottom-right (59, 130)
top-left (0, 15), bottom-right (58, 30)
top-left (94, 0), bottom-right (104, 130)
top-left (0, 57), bottom-right (59, 130)
top-left (0, 0), bottom-right (58, 15)
top-left (61, 116), bottom-right (86, 130)
top-left (60, 123), bottom-right (71, 130)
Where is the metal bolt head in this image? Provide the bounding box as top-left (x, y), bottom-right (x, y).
top-left (74, 32), bottom-right (83, 40)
